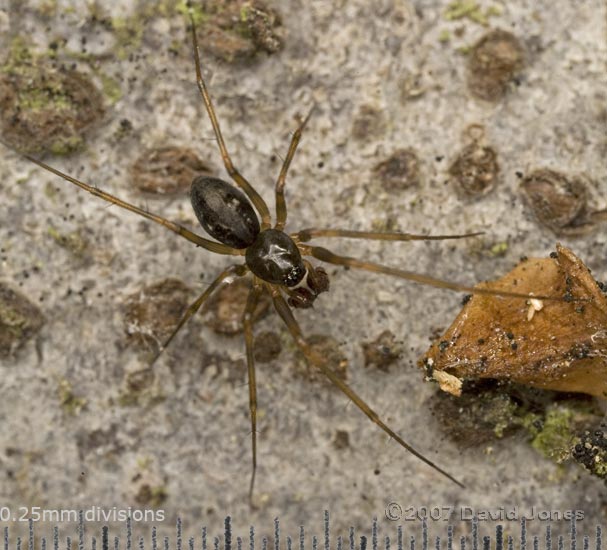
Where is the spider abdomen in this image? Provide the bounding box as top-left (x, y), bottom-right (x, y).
top-left (190, 176), bottom-right (260, 248)
top-left (245, 229), bottom-right (306, 287)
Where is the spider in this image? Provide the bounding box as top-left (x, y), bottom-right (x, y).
top-left (6, 14), bottom-right (567, 499)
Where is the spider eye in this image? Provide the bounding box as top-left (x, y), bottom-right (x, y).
top-left (285, 265), bottom-right (306, 286)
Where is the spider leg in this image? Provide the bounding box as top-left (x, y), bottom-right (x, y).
top-left (242, 277), bottom-right (264, 501)
top-left (151, 265), bottom-right (248, 365)
top-left (274, 107), bottom-right (315, 231)
top-left (292, 228), bottom-right (484, 242)
top-left (304, 245), bottom-right (575, 302)
top-left (14, 151), bottom-right (241, 255)
top-left (188, 14), bottom-right (272, 229)
top-left (264, 282), bottom-right (465, 488)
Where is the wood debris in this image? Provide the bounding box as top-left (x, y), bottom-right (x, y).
top-left (421, 245), bottom-right (607, 398)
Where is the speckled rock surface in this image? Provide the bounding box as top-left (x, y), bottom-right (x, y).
top-left (0, 0), bottom-right (606, 539)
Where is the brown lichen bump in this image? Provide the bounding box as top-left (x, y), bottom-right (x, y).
top-left (0, 283), bottom-right (45, 357)
top-left (123, 279), bottom-right (192, 351)
top-left (521, 169), bottom-right (596, 236)
top-left (351, 105), bottom-right (386, 141)
top-left (196, 0), bottom-right (283, 63)
top-left (467, 29), bottom-right (525, 101)
top-left (206, 278), bottom-right (271, 335)
top-left (297, 334), bottom-right (348, 383)
top-left (372, 149), bottom-right (421, 191)
top-left (253, 331), bottom-right (282, 363)
top-left (449, 142), bottom-right (499, 197)
top-left (362, 330), bottom-right (402, 371)
top-left (131, 146), bottom-right (213, 195)
top-left (0, 43), bottom-right (104, 155)
top-left (421, 245), bottom-right (607, 398)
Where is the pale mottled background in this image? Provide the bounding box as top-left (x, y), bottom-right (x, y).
top-left (0, 0), bottom-right (606, 542)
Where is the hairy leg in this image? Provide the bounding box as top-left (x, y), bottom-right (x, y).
top-left (274, 108), bottom-right (314, 231)
top-left (293, 228), bottom-right (484, 242)
top-left (15, 151), bottom-right (240, 255)
top-left (265, 282), bottom-right (465, 488)
top-left (242, 278), bottom-right (264, 501)
top-left (304, 245), bottom-right (573, 302)
top-left (151, 265), bottom-right (248, 365)
top-left (189, 14), bottom-right (272, 228)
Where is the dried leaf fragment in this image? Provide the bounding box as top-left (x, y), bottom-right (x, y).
top-left (431, 368), bottom-right (464, 396)
top-left (421, 245), bottom-right (607, 397)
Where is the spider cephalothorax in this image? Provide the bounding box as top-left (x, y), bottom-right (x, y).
top-left (244, 228), bottom-right (306, 286)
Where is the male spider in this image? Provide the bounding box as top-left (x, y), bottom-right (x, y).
top-left (8, 17), bottom-right (567, 497)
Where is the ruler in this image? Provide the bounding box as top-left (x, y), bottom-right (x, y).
top-left (0, 511), bottom-right (602, 550)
